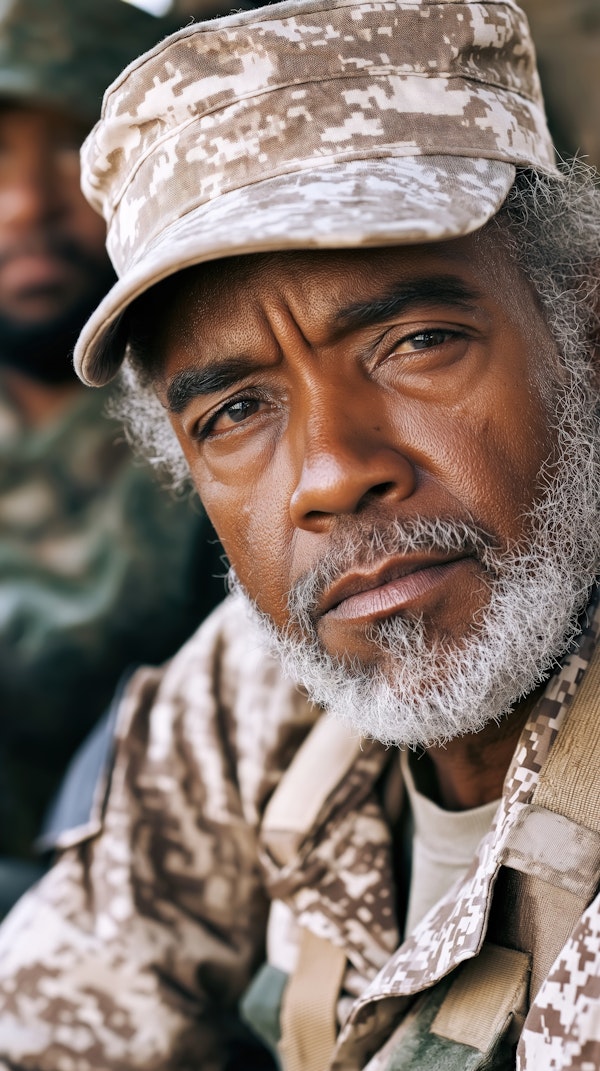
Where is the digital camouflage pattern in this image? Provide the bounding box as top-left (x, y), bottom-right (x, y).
top-left (0, 592), bottom-right (597, 1069)
top-left (0, 379), bottom-right (224, 861)
top-left (0, 0), bottom-right (181, 123)
top-left (73, 0), bottom-right (557, 387)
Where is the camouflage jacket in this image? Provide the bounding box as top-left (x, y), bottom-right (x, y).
top-left (0, 379), bottom-right (223, 858)
top-left (0, 592), bottom-right (597, 1070)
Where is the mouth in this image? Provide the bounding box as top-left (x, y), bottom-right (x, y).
top-left (318, 554), bottom-right (474, 624)
top-left (0, 252), bottom-right (77, 291)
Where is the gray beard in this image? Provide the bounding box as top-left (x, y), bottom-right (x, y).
top-left (230, 387), bottom-right (600, 749)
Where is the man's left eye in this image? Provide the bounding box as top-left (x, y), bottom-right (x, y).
top-left (225, 398), bottom-right (259, 424)
top-left (400, 329), bottom-right (457, 351)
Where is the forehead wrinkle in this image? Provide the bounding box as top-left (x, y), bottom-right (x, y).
top-left (162, 266), bottom-right (486, 413)
top-left (263, 293), bottom-right (320, 358)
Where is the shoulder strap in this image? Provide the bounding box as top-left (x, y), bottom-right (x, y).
top-left (262, 715), bottom-right (364, 867)
top-left (262, 717), bottom-right (375, 1069)
top-left (361, 642), bottom-right (600, 1070)
top-left (533, 640), bottom-right (600, 831)
top-left (426, 638), bottom-right (600, 1066)
top-left (279, 928), bottom-right (347, 1071)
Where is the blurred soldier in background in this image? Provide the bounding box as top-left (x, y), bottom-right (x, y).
top-left (0, 0), bottom-right (224, 914)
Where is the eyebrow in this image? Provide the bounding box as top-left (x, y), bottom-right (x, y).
top-left (333, 275), bottom-right (482, 335)
top-left (167, 359), bottom-right (257, 413)
top-left (166, 274), bottom-right (482, 414)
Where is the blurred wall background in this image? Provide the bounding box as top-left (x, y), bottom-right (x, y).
top-left (521, 0), bottom-right (600, 169)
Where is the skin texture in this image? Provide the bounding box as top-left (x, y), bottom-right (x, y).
top-left (147, 235), bottom-right (561, 808)
top-left (0, 104), bottom-right (111, 419)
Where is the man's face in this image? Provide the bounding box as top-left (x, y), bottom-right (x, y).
top-left (154, 235), bottom-right (556, 630)
top-left (0, 104), bottom-right (113, 381)
top-left (146, 236), bottom-right (595, 744)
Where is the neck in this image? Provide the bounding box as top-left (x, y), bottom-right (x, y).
top-left (1, 367), bottom-right (83, 428)
top-left (422, 685), bottom-right (544, 810)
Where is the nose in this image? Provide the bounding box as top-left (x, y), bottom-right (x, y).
top-left (289, 392), bottom-right (417, 531)
top-left (0, 147), bottom-right (66, 230)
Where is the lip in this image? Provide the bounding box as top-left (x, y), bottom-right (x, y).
top-left (318, 554), bottom-right (472, 623)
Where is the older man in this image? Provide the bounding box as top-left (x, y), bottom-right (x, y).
top-left (0, 1), bottom-right (598, 1069)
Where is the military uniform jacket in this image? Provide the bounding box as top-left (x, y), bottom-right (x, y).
top-left (0, 592), bottom-right (598, 1070)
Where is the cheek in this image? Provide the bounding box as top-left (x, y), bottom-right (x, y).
top-left (447, 377), bottom-right (555, 542)
top-left (192, 461), bottom-right (295, 622)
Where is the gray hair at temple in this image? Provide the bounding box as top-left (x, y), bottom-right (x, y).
top-left (111, 162), bottom-right (600, 492)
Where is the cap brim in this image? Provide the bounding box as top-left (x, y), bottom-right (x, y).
top-left (75, 155), bottom-right (515, 386)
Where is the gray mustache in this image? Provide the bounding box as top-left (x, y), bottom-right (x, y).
top-left (287, 515), bottom-right (499, 620)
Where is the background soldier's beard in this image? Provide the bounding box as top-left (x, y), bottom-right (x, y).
top-left (0, 246), bottom-right (115, 385)
top-left (230, 384), bottom-right (600, 749)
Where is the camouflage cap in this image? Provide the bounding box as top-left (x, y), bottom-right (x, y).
top-left (0, 0), bottom-right (180, 124)
top-left (74, 0), bottom-right (558, 388)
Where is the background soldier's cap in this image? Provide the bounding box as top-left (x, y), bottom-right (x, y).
top-left (74, 0), bottom-right (558, 388)
top-left (0, 0), bottom-right (180, 124)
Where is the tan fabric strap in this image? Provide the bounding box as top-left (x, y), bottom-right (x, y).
top-left (488, 865), bottom-right (592, 1001)
top-left (533, 642), bottom-right (600, 831)
top-left (431, 943), bottom-right (530, 1053)
top-left (279, 928), bottom-right (347, 1071)
top-left (500, 803), bottom-right (600, 899)
top-left (262, 716), bottom-right (363, 867)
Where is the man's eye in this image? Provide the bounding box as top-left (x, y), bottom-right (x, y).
top-left (224, 399), bottom-right (259, 424)
top-left (203, 397), bottom-right (261, 438)
top-left (398, 329), bottom-right (458, 351)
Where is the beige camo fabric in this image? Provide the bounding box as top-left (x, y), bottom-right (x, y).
top-left (85, 0), bottom-right (553, 259)
top-left (0, 592), bottom-right (597, 1069)
top-left (74, 0), bottom-right (557, 387)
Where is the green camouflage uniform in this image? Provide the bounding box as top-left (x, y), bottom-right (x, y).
top-left (0, 0), bottom-right (183, 123)
top-left (0, 380), bottom-right (223, 863)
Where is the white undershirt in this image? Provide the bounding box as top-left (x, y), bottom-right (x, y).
top-left (401, 749), bottom-right (500, 936)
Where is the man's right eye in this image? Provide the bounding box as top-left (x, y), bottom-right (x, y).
top-left (199, 397), bottom-right (262, 439)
